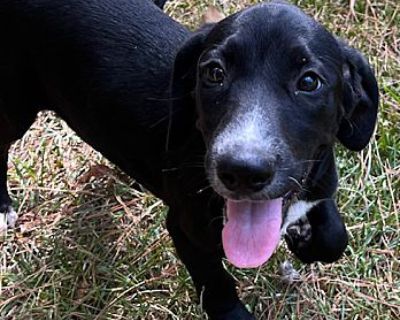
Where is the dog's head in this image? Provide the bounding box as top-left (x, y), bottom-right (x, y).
top-left (170, 2), bottom-right (378, 268)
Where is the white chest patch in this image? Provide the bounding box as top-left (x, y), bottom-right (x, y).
top-left (280, 200), bottom-right (321, 236)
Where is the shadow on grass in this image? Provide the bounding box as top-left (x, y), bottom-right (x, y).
top-left (1, 167), bottom-right (203, 319)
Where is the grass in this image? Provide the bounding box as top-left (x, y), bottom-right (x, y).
top-left (0, 0), bottom-right (399, 319)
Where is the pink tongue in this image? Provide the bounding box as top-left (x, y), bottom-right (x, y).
top-left (222, 198), bottom-right (282, 268)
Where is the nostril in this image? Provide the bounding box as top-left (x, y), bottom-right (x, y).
top-left (249, 170), bottom-right (274, 191)
top-left (218, 171), bottom-right (238, 191)
top-left (251, 173), bottom-right (271, 185)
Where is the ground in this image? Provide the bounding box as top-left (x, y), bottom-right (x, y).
top-left (0, 0), bottom-right (399, 319)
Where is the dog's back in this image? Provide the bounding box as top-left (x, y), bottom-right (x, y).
top-left (0, 0), bottom-right (187, 111)
top-left (0, 0), bottom-right (188, 190)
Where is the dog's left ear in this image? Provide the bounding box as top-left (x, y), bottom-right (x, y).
top-left (336, 41), bottom-right (379, 151)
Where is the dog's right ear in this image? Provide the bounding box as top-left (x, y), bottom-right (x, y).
top-left (170, 6), bottom-right (224, 114)
top-left (170, 26), bottom-right (213, 113)
top-left (166, 26), bottom-right (215, 150)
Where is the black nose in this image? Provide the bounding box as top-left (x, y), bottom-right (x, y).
top-left (217, 157), bottom-right (275, 192)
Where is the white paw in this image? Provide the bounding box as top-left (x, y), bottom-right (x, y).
top-left (0, 206), bottom-right (18, 234)
top-left (279, 260), bottom-right (300, 284)
top-left (281, 200), bottom-right (320, 236)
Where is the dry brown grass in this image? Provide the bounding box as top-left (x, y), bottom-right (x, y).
top-left (1, 1), bottom-right (399, 319)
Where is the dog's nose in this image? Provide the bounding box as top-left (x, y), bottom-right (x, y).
top-left (217, 157), bottom-right (275, 192)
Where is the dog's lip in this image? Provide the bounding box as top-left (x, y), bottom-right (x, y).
top-left (218, 174), bottom-right (308, 220)
top-left (221, 191), bottom-right (296, 212)
top-left (219, 187), bottom-right (300, 203)
top-left (220, 190), bottom-right (296, 219)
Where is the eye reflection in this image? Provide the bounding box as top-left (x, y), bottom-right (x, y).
top-left (297, 72), bottom-right (322, 92)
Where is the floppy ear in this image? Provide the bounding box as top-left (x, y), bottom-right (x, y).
top-left (170, 25), bottom-right (214, 109)
top-left (170, 33), bottom-right (205, 111)
top-left (166, 26), bottom-right (214, 150)
top-left (336, 41), bottom-right (379, 151)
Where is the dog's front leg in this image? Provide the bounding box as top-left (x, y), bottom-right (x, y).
top-left (284, 199), bottom-right (348, 263)
top-left (166, 209), bottom-right (255, 320)
top-left (284, 148), bottom-right (348, 263)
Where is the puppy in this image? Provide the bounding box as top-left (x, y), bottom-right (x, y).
top-left (0, 1), bottom-right (378, 319)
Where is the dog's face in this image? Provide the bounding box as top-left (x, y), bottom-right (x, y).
top-left (197, 5), bottom-right (345, 201)
top-left (171, 2), bottom-right (378, 268)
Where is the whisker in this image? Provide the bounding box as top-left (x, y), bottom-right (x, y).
top-left (180, 164), bottom-right (204, 169)
top-left (296, 159), bottom-right (322, 164)
top-left (146, 94), bottom-right (189, 102)
top-left (288, 176), bottom-right (307, 192)
top-left (197, 185), bottom-right (212, 194)
top-left (208, 215), bottom-right (224, 227)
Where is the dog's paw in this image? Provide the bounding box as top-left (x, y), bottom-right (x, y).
top-left (284, 215), bottom-right (312, 251)
top-left (283, 200), bottom-right (348, 263)
top-left (0, 206), bottom-right (18, 234)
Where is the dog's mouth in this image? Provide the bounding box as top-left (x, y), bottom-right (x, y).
top-left (221, 173), bottom-right (307, 269)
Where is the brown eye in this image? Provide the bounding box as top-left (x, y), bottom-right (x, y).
top-left (297, 72), bottom-right (322, 92)
top-left (202, 65), bottom-right (225, 85)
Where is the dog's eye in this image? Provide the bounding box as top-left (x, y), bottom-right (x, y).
top-left (297, 72), bottom-right (322, 92)
top-left (202, 64), bottom-right (225, 85)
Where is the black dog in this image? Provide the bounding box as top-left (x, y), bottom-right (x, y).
top-left (0, 1), bottom-right (378, 319)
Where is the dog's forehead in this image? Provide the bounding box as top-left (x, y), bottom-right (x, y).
top-left (203, 3), bottom-right (342, 69)
top-left (208, 3), bottom-right (333, 56)
top-left (238, 2), bottom-right (318, 31)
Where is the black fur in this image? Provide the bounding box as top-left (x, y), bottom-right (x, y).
top-left (0, 1), bottom-right (378, 319)
top-left (285, 147), bottom-right (348, 263)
